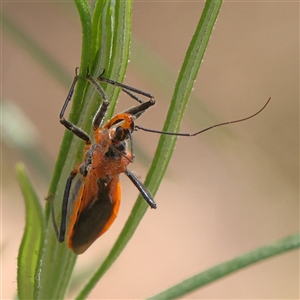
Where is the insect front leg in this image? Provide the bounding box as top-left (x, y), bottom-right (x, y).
top-left (59, 68), bottom-right (92, 144)
top-left (85, 72), bottom-right (110, 130)
top-left (98, 75), bottom-right (156, 120)
top-left (98, 75), bottom-right (155, 103)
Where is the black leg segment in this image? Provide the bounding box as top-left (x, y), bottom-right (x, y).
top-left (85, 73), bottom-right (110, 129)
top-left (125, 169), bottom-right (157, 209)
top-left (59, 68), bottom-right (92, 144)
top-left (58, 170), bottom-right (77, 242)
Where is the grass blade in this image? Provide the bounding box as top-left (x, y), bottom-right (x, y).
top-left (74, 1), bottom-right (133, 298)
top-left (145, 0), bottom-right (223, 193)
top-left (36, 0), bottom-right (132, 298)
top-left (35, 1), bottom-right (93, 299)
top-left (75, 0), bottom-right (222, 298)
top-left (16, 163), bottom-right (44, 300)
top-left (147, 233), bottom-right (300, 299)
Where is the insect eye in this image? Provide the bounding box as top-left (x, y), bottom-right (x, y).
top-left (113, 126), bottom-right (128, 141)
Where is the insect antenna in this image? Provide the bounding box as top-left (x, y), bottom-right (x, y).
top-left (135, 97), bottom-right (271, 136)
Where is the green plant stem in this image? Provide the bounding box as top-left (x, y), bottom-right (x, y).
top-left (75, 0), bottom-right (222, 299)
top-left (35, 1), bottom-right (93, 299)
top-left (148, 233), bottom-right (300, 299)
top-left (145, 0), bottom-right (222, 194)
top-left (35, 0), bottom-right (132, 299)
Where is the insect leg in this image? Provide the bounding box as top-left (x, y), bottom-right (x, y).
top-left (49, 165), bottom-right (78, 243)
top-left (57, 167), bottom-right (79, 242)
top-left (124, 169), bottom-right (157, 209)
top-left (85, 73), bottom-right (110, 130)
top-left (123, 100), bottom-right (156, 120)
top-left (59, 68), bottom-right (78, 120)
top-left (98, 75), bottom-right (155, 103)
top-left (98, 75), bottom-right (156, 119)
top-left (60, 68), bottom-right (91, 144)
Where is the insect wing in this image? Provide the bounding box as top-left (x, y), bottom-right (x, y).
top-left (68, 174), bottom-right (121, 254)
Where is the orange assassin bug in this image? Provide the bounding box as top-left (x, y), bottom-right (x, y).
top-left (52, 68), bottom-right (271, 254)
top-left (52, 68), bottom-right (157, 254)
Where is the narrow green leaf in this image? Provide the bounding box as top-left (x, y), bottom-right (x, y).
top-left (145, 0), bottom-right (222, 194)
top-left (75, 0), bottom-right (133, 297)
top-left (74, 0), bottom-right (92, 77)
top-left (16, 163), bottom-right (44, 300)
top-left (82, 0), bottom-right (116, 132)
top-left (131, 37), bottom-right (234, 139)
top-left (90, 0), bottom-right (111, 71)
top-left (147, 233), bottom-right (300, 299)
top-left (35, 1), bottom-right (93, 299)
top-left (76, 0), bottom-right (221, 299)
top-left (104, 0), bottom-right (132, 119)
top-left (35, 0), bottom-right (131, 298)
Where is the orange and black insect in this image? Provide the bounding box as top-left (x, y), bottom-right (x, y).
top-left (52, 68), bottom-right (157, 254)
top-left (52, 68), bottom-right (270, 254)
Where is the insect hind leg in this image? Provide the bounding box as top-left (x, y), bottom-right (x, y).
top-left (48, 169), bottom-right (77, 243)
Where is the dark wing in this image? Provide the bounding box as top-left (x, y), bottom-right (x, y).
top-left (69, 178), bottom-right (114, 254)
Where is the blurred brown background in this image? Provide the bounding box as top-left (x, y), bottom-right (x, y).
top-left (2, 1), bottom-right (298, 299)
